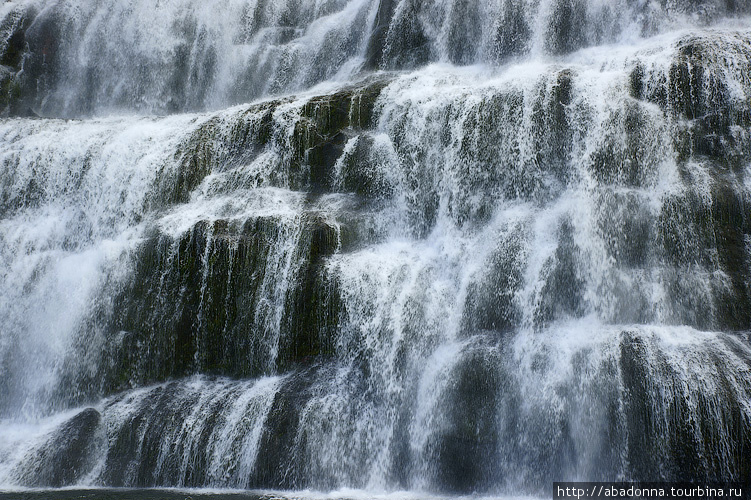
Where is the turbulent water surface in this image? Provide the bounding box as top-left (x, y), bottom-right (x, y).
top-left (1, 0), bottom-right (750, 497)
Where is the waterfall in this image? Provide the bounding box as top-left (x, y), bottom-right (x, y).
top-left (1, 0), bottom-right (750, 496)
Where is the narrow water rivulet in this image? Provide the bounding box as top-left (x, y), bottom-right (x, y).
top-left (1, 0), bottom-right (750, 496)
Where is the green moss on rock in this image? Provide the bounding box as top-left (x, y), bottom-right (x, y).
top-left (106, 213), bottom-right (344, 392)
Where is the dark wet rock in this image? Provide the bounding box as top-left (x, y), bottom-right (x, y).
top-left (158, 78), bottom-right (391, 207)
top-left (433, 348), bottom-right (500, 493)
top-left (294, 78), bottom-right (391, 192)
top-left (0, 69), bottom-right (23, 116)
top-left (619, 331), bottom-right (751, 481)
top-left (535, 219), bottom-right (586, 327)
top-left (380, 0), bottom-right (432, 70)
top-left (364, 0), bottom-right (396, 70)
top-left (444, 0), bottom-right (482, 65)
top-left (99, 382), bottom-right (246, 487)
top-left (709, 181), bottom-right (751, 330)
top-left (462, 227), bottom-right (525, 334)
top-left (597, 190), bottom-right (654, 269)
top-left (9, 6), bottom-right (61, 117)
top-left (545, 0), bottom-right (588, 55)
top-left (0, 6), bottom-right (35, 116)
top-left (538, 69), bottom-right (575, 183)
top-left (163, 100), bottom-right (283, 205)
top-left (13, 408), bottom-right (101, 487)
top-left (278, 214), bottom-right (343, 371)
top-left (336, 134), bottom-right (395, 199)
top-left (588, 100), bottom-right (663, 188)
top-left (619, 333), bottom-right (664, 480)
top-left (640, 34), bottom-right (751, 136)
top-left (494, 0), bottom-right (531, 60)
top-left (103, 214), bottom-right (343, 391)
top-left (251, 365), bottom-right (321, 489)
top-left (1, 25), bottom-right (26, 69)
top-left (656, 174), bottom-right (751, 331)
top-left (629, 63), bottom-right (645, 100)
top-left (100, 388), bottom-right (165, 487)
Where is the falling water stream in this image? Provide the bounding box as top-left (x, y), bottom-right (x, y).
top-left (0, 0), bottom-right (750, 497)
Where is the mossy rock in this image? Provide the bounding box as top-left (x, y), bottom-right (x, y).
top-left (106, 213), bottom-right (344, 392)
top-left (0, 6), bottom-right (35, 115)
top-left (639, 34), bottom-right (750, 134)
top-left (363, 0), bottom-right (397, 69)
top-left (336, 134), bottom-right (396, 199)
top-left (0, 71), bottom-right (23, 115)
top-left (159, 79), bottom-right (391, 206)
top-left (620, 330), bottom-right (751, 481)
top-left (588, 100), bottom-right (663, 188)
top-left (294, 78), bottom-right (391, 191)
top-left (529, 69), bottom-right (575, 185)
top-left (100, 388), bottom-right (163, 487)
top-left (164, 101), bottom-right (283, 205)
top-left (708, 181), bottom-right (751, 330)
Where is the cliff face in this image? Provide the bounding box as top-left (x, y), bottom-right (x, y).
top-left (0, 0), bottom-right (750, 495)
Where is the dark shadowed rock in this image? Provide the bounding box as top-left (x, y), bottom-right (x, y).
top-left (13, 408), bottom-right (101, 487)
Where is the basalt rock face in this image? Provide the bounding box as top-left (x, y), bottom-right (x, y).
top-left (0, 1), bottom-right (751, 497)
top-left (110, 214), bottom-right (341, 385)
top-left (31, 80), bottom-right (390, 409)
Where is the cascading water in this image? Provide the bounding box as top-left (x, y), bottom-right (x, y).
top-left (1, 0), bottom-right (750, 497)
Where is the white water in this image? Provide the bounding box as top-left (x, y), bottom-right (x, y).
top-left (0, 0), bottom-right (750, 495)
top-left (2, 0), bottom-right (750, 115)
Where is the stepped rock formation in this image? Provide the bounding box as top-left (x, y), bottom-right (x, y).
top-left (0, 0), bottom-right (750, 496)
